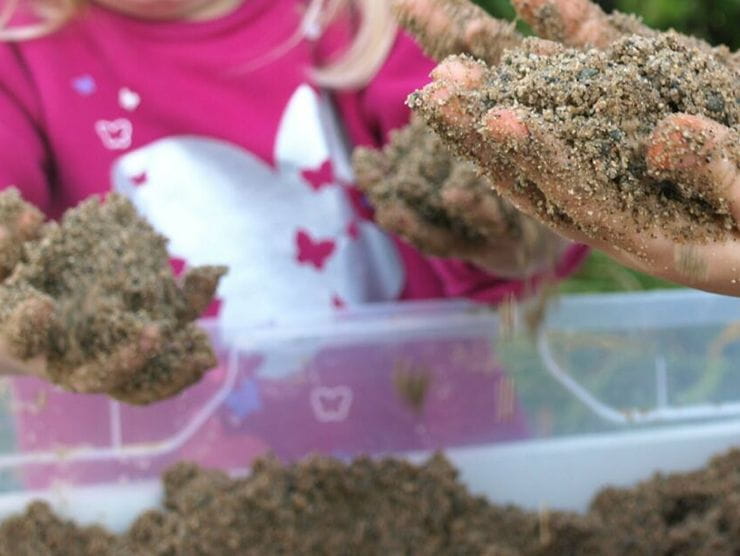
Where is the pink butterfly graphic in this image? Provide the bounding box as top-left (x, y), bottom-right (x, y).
top-left (301, 159), bottom-right (335, 192)
top-left (131, 172), bottom-right (148, 186)
top-left (295, 230), bottom-right (335, 270)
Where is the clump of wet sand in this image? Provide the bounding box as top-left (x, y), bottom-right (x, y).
top-left (412, 32), bottom-right (739, 245)
top-left (8, 448), bottom-right (740, 554)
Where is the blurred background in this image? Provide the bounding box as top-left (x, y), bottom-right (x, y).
top-left (476, 0), bottom-right (739, 49)
top-left (473, 0), bottom-right (739, 293)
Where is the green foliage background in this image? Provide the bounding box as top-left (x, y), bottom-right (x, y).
top-left (476, 0), bottom-right (740, 49)
top-left (471, 0), bottom-right (738, 292)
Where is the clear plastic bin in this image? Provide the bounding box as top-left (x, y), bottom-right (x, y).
top-left (0, 289), bottom-right (739, 532)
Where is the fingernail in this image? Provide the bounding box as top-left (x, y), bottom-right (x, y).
top-left (647, 117), bottom-right (701, 172)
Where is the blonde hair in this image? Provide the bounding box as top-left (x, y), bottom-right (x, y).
top-left (0, 0), bottom-right (397, 89)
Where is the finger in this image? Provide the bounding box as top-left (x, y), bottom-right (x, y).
top-left (65, 324), bottom-right (162, 393)
top-left (412, 78), bottom-right (530, 215)
top-left (410, 57), bottom-right (498, 170)
top-left (469, 223), bottom-right (572, 279)
top-left (442, 182), bottom-right (569, 267)
top-left (0, 189), bottom-right (44, 241)
top-left (0, 292), bottom-right (55, 360)
top-left (512, 0), bottom-right (624, 48)
top-left (430, 54), bottom-right (488, 87)
top-left (352, 147), bottom-right (391, 196)
top-left (647, 114), bottom-right (740, 223)
top-left (179, 265), bottom-right (227, 322)
top-left (438, 169), bottom-right (558, 257)
top-left (379, 188), bottom-right (541, 277)
top-left (518, 37), bottom-right (566, 57)
top-left (374, 200), bottom-right (472, 257)
top-left (411, 56), bottom-right (505, 170)
top-left (392, 0), bottom-right (522, 64)
top-left (15, 208), bottom-right (44, 240)
top-left (441, 180), bottom-right (510, 236)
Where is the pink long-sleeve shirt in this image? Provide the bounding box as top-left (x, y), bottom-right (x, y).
top-left (0, 0), bottom-right (586, 328)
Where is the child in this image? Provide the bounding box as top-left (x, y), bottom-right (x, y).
top-left (0, 0), bottom-right (585, 339)
top-left (0, 0), bottom-right (586, 485)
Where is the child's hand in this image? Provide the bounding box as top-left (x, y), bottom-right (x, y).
top-left (354, 117), bottom-right (566, 279)
top-left (354, 0), bottom-right (569, 280)
top-left (401, 0), bottom-right (740, 295)
top-left (0, 189), bottom-right (227, 404)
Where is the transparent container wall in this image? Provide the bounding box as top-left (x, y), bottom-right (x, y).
top-left (0, 290), bottom-right (739, 495)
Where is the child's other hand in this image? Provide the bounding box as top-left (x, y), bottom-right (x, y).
top-left (354, 0), bottom-right (568, 280)
top-left (0, 190), bottom-right (226, 404)
top-left (354, 116), bottom-right (568, 280)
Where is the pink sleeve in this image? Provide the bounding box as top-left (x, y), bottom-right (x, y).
top-left (334, 32), bottom-right (589, 304)
top-left (0, 44), bottom-right (52, 212)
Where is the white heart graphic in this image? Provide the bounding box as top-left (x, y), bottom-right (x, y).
top-left (119, 87), bottom-right (141, 111)
top-left (95, 119), bottom-right (133, 150)
top-left (110, 85), bottom-right (404, 339)
top-left (310, 386), bottom-right (353, 423)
